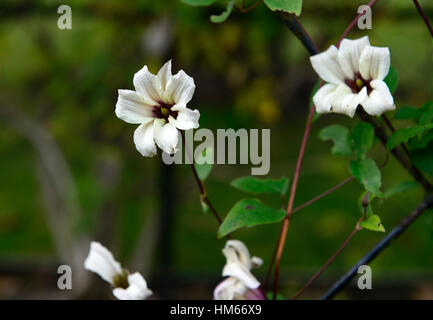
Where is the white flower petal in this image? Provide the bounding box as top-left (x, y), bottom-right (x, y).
top-left (223, 240), bottom-right (253, 270)
top-left (170, 106), bottom-right (200, 130)
top-left (222, 262), bottom-right (260, 289)
top-left (153, 119), bottom-right (179, 154)
top-left (214, 277), bottom-right (247, 300)
top-left (115, 90), bottom-right (155, 124)
top-left (113, 272), bottom-right (153, 300)
top-left (163, 70), bottom-right (195, 105)
top-left (157, 60), bottom-right (172, 92)
top-left (331, 85), bottom-right (367, 118)
top-left (84, 242), bottom-right (122, 285)
top-left (338, 36), bottom-right (370, 79)
top-left (310, 45), bottom-right (346, 85)
top-left (133, 65), bottom-right (162, 105)
top-left (251, 256), bottom-right (263, 269)
top-left (361, 79), bottom-right (395, 116)
top-left (134, 122), bottom-right (157, 157)
top-left (313, 84), bottom-right (338, 114)
top-left (359, 46), bottom-right (390, 81)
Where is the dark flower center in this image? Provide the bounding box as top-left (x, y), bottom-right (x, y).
top-left (345, 72), bottom-right (372, 95)
top-left (153, 101), bottom-right (177, 121)
top-left (112, 270), bottom-right (129, 289)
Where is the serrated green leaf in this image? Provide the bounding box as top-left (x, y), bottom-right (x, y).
top-left (263, 0), bottom-right (303, 15)
top-left (181, 0), bottom-right (217, 6)
top-left (387, 124), bottom-right (433, 150)
top-left (218, 199), bottom-right (286, 238)
top-left (384, 66), bottom-right (398, 94)
top-left (352, 122), bottom-right (375, 159)
top-left (385, 181), bottom-right (418, 198)
top-left (194, 148), bottom-right (213, 181)
top-left (360, 214), bottom-right (385, 232)
top-left (350, 158), bottom-right (384, 197)
top-left (419, 102), bottom-right (433, 126)
top-left (318, 125), bottom-right (353, 156)
top-left (231, 176), bottom-right (289, 195)
top-left (210, 0), bottom-right (234, 23)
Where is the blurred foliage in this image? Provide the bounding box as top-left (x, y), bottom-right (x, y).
top-left (0, 0), bottom-right (433, 298)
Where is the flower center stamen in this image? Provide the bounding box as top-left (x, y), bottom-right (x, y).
top-left (112, 270), bottom-right (129, 289)
top-left (345, 73), bottom-right (372, 95)
top-left (153, 101), bottom-right (178, 121)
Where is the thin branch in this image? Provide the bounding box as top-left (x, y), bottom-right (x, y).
top-left (381, 114), bottom-right (411, 158)
top-left (273, 105), bottom-right (316, 299)
top-left (413, 0), bottom-right (433, 38)
top-left (357, 109), bottom-right (433, 192)
top-left (321, 194), bottom-right (433, 299)
top-left (336, 0), bottom-right (380, 47)
top-left (292, 218), bottom-right (363, 299)
top-left (290, 176), bottom-right (355, 216)
top-left (235, 0), bottom-right (263, 13)
top-left (280, 13), bottom-right (319, 55)
top-left (180, 131), bottom-right (225, 227)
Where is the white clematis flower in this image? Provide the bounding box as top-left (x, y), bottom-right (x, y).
top-left (84, 242), bottom-right (153, 300)
top-left (214, 240), bottom-right (265, 300)
top-left (310, 36), bottom-right (395, 117)
top-left (115, 60), bottom-right (200, 156)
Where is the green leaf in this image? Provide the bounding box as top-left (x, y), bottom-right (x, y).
top-left (385, 181), bottom-right (419, 198)
top-left (210, 0), bottom-right (234, 23)
top-left (181, 0), bottom-right (217, 5)
top-left (387, 124), bottom-right (433, 150)
top-left (266, 292), bottom-right (285, 300)
top-left (419, 102), bottom-right (433, 126)
top-left (360, 214), bottom-right (385, 232)
top-left (350, 158), bottom-right (384, 197)
top-left (318, 125), bottom-right (353, 156)
top-left (194, 148), bottom-right (213, 181)
top-left (231, 176), bottom-right (289, 195)
top-left (408, 130), bottom-right (433, 150)
top-left (263, 0), bottom-right (303, 15)
top-left (413, 148), bottom-right (433, 176)
top-left (384, 66), bottom-right (398, 94)
top-left (394, 106), bottom-right (422, 120)
top-left (352, 122), bottom-right (375, 159)
top-left (218, 199), bottom-right (286, 238)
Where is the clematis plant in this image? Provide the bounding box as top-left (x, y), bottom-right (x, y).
top-left (84, 242), bottom-right (153, 300)
top-left (115, 60), bottom-right (200, 157)
top-left (310, 36), bottom-right (395, 117)
top-left (214, 240), bottom-right (265, 300)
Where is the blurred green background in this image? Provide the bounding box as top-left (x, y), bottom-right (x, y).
top-left (0, 0), bottom-right (433, 299)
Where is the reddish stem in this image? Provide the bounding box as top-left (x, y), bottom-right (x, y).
top-left (336, 0), bottom-right (380, 48)
top-left (272, 105), bottom-right (316, 299)
top-left (291, 220), bottom-right (362, 299)
top-left (413, 0), bottom-right (433, 38)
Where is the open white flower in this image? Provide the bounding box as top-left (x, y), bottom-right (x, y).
top-left (115, 60), bottom-right (200, 156)
top-left (214, 240), bottom-right (264, 300)
top-left (310, 36), bottom-right (395, 117)
top-left (84, 242), bottom-right (153, 300)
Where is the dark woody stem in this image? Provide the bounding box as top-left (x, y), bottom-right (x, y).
top-left (357, 109), bottom-right (433, 192)
top-left (381, 114), bottom-right (411, 158)
top-left (322, 194), bottom-right (433, 299)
